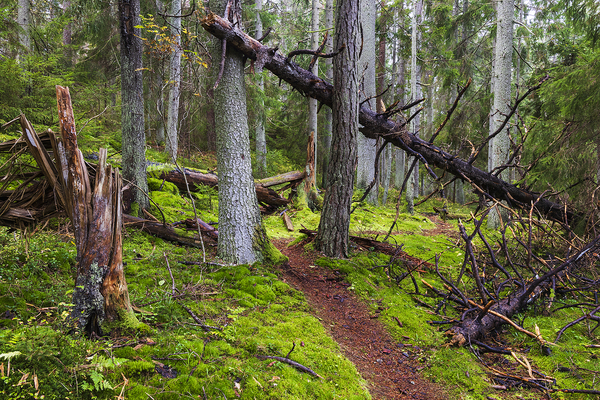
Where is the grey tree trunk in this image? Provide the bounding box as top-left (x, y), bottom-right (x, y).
top-left (255, 0), bottom-right (267, 178)
top-left (210, 0), bottom-right (270, 264)
top-left (488, 0), bottom-right (514, 228)
top-left (308, 0), bottom-right (320, 183)
top-left (321, 0), bottom-right (334, 188)
top-left (394, 4), bottom-right (406, 190)
top-left (18, 0), bottom-right (30, 54)
top-left (378, 0), bottom-right (391, 204)
top-left (356, 0), bottom-right (378, 205)
top-left (407, 0), bottom-right (423, 213)
top-left (166, 0), bottom-right (182, 162)
top-left (314, 0), bottom-right (359, 258)
top-left (119, 0), bottom-right (150, 211)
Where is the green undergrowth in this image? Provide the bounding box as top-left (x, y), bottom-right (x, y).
top-left (0, 224), bottom-right (369, 399)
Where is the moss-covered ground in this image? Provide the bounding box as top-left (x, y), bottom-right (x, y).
top-left (0, 165), bottom-right (598, 399)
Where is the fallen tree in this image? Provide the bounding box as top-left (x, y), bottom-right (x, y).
top-left (155, 168), bottom-right (303, 209)
top-left (201, 13), bottom-right (577, 226)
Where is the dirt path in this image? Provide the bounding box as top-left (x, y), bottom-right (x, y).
top-left (273, 239), bottom-right (450, 400)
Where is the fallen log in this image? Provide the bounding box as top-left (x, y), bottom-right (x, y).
top-left (156, 168), bottom-right (294, 209)
top-left (201, 13), bottom-right (577, 226)
top-left (445, 236), bottom-right (600, 346)
top-left (123, 214), bottom-right (212, 247)
top-left (299, 228), bottom-right (432, 269)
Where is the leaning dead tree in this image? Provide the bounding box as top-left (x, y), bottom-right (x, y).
top-left (18, 86), bottom-right (138, 335)
top-left (201, 13), bottom-right (577, 226)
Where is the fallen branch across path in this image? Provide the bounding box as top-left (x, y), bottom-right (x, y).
top-left (201, 13), bottom-right (578, 226)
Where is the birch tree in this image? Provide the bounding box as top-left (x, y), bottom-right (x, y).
top-left (314, 0), bottom-right (359, 258)
top-left (166, 0), bottom-right (182, 162)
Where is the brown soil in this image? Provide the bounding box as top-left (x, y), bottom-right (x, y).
top-left (273, 239), bottom-right (451, 400)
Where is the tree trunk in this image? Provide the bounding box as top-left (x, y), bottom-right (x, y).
top-left (210, 0), bottom-right (271, 264)
top-left (166, 0), bottom-right (183, 162)
top-left (254, 0), bottom-right (267, 178)
top-left (321, 0), bottom-right (334, 188)
top-left (308, 0), bottom-right (320, 183)
top-left (314, 0), bottom-right (359, 258)
top-left (407, 0), bottom-right (424, 213)
top-left (18, 0), bottom-right (31, 55)
top-left (487, 0), bottom-right (514, 228)
top-left (378, 0), bottom-right (391, 204)
top-left (356, 0), bottom-right (378, 205)
top-left (200, 14), bottom-right (577, 226)
top-left (119, 0), bottom-right (150, 212)
top-left (394, 3), bottom-right (407, 190)
top-left (54, 86), bottom-right (137, 335)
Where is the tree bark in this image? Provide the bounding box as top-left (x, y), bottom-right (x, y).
top-left (119, 0), bottom-right (150, 211)
top-left (314, 0), bottom-right (359, 258)
top-left (54, 86), bottom-right (137, 334)
top-left (18, 0), bottom-right (31, 55)
top-left (308, 0), bottom-right (320, 181)
top-left (321, 0), bottom-right (334, 188)
top-left (166, 0), bottom-right (182, 162)
top-left (356, 0), bottom-right (378, 205)
top-left (210, 0), bottom-right (271, 264)
top-left (254, 0), bottom-right (267, 178)
top-left (200, 13), bottom-right (577, 226)
top-left (487, 0), bottom-right (514, 228)
top-left (408, 0), bottom-right (424, 213)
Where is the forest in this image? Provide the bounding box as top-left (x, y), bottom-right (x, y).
top-left (0, 0), bottom-right (599, 398)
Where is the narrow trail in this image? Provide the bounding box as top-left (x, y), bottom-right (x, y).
top-left (273, 239), bottom-right (450, 400)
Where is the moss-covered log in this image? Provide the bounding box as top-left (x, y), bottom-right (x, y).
top-left (157, 168), bottom-right (292, 208)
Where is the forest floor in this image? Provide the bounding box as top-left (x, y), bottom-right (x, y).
top-left (274, 237), bottom-right (450, 400)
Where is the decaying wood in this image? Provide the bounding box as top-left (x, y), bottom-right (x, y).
top-left (123, 214), bottom-right (211, 247)
top-left (255, 355), bottom-right (323, 379)
top-left (55, 86), bottom-right (136, 333)
top-left (201, 13), bottom-right (577, 226)
top-left (282, 211), bottom-right (294, 231)
top-left (156, 168), bottom-right (294, 209)
top-left (180, 217), bottom-right (219, 240)
top-left (255, 170), bottom-right (305, 188)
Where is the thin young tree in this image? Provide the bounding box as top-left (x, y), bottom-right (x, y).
top-left (308, 0), bottom-right (320, 182)
top-left (407, 0), bottom-right (423, 214)
top-left (255, 0), bottom-right (267, 178)
top-left (166, 0), bottom-right (183, 162)
top-left (314, 0), bottom-right (359, 258)
top-left (119, 0), bottom-right (150, 211)
top-left (321, 0), bottom-right (334, 188)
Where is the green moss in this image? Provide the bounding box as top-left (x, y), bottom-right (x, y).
top-left (124, 360), bottom-right (155, 375)
top-left (130, 201), bottom-right (140, 217)
top-left (147, 177), bottom-right (179, 195)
